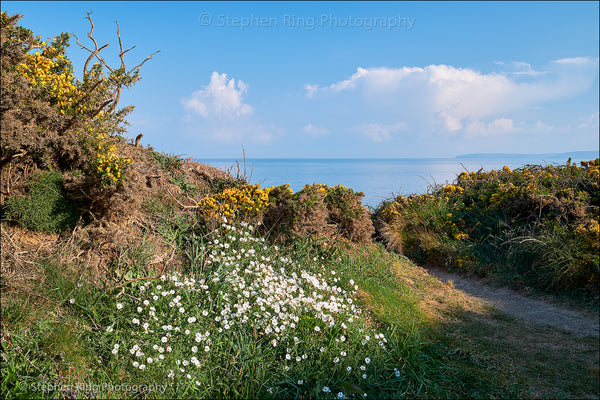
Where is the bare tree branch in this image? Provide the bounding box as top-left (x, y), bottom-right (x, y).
top-left (83, 43), bottom-right (109, 76)
top-left (68, 13), bottom-right (159, 118)
top-left (115, 20), bottom-right (125, 70)
top-left (130, 50), bottom-right (160, 74)
top-left (85, 11), bottom-right (99, 53)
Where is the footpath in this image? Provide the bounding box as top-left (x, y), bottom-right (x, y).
top-left (425, 266), bottom-right (600, 338)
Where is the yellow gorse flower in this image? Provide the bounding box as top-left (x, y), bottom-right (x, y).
top-left (94, 133), bottom-right (131, 185)
top-left (197, 184), bottom-right (274, 222)
top-left (18, 43), bottom-right (89, 115)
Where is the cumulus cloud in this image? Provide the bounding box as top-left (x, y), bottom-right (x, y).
top-left (354, 122), bottom-right (407, 142)
top-left (303, 124), bottom-right (330, 136)
top-left (435, 111), bottom-right (463, 133)
top-left (181, 72), bottom-right (279, 143)
top-left (306, 59), bottom-right (598, 136)
top-left (182, 71), bottom-right (254, 119)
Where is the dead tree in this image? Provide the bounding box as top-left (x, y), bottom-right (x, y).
top-left (71, 11), bottom-right (160, 120)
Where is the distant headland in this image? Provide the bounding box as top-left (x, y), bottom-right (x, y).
top-left (456, 151), bottom-right (598, 160)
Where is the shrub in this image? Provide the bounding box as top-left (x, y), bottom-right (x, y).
top-left (262, 183), bottom-right (374, 243)
top-left (1, 11), bottom-right (157, 210)
top-left (374, 159), bottom-right (600, 297)
top-left (3, 171), bottom-right (79, 232)
top-left (197, 183), bottom-right (271, 225)
top-left (322, 184), bottom-right (375, 243)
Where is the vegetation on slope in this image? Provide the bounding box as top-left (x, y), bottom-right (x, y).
top-left (1, 11), bottom-right (598, 400)
top-left (374, 161), bottom-right (600, 305)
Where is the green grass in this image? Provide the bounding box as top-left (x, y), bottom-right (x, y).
top-left (1, 219), bottom-right (598, 399)
top-left (2, 171), bottom-right (79, 233)
top-left (152, 151), bottom-right (183, 173)
top-left (170, 174), bottom-right (198, 196)
top-left (1, 262), bottom-right (118, 399)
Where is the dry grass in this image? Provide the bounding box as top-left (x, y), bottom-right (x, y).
top-left (1, 147), bottom-right (233, 289)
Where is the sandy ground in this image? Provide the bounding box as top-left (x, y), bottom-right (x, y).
top-left (425, 266), bottom-right (600, 338)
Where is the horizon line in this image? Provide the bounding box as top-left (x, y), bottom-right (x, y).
top-left (192, 150), bottom-right (597, 161)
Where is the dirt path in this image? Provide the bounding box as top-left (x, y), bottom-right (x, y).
top-left (425, 266), bottom-right (599, 338)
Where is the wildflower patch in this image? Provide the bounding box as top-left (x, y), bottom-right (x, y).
top-left (107, 222), bottom-right (392, 397)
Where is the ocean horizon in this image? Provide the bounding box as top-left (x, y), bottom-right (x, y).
top-left (197, 151), bottom-right (598, 208)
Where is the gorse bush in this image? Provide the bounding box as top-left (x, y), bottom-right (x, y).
top-left (91, 123), bottom-right (132, 185)
top-left (17, 36), bottom-right (82, 115)
top-left (195, 182), bottom-right (375, 244)
top-left (2, 11), bottom-right (157, 216)
top-left (197, 183), bottom-right (272, 224)
top-left (106, 222), bottom-right (396, 398)
top-left (263, 183), bottom-right (375, 243)
top-left (322, 184), bottom-right (374, 242)
top-left (375, 160), bottom-right (600, 297)
top-left (3, 170), bottom-right (79, 232)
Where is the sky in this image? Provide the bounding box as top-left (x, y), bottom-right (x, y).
top-left (3, 1), bottom-right (599, 159)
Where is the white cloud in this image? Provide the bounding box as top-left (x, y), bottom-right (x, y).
top-left (181, 72), bottom-right (278, 143)
top-left (304, 84), bottom-right (319, 98)
top-left (551, 56), bottom-right (597, 66)
top-left (303, 124), bottom-right (330, 136)
top-left (354, 122), bottom-right (407, 142)
top-left (464, 117), bottom-right (521, 136)
top-left (463, 118), bottom-right (560, 137)
top-left (435, 111), bottom-right (463, 133)
top-left (183, 98), bottom-right (208, 117)
top-left (510, 61), bottom-right (547, 77)
top-left (182, 71), bottom-right (254, 119)
top-left (306, 59), bottom-right (598, 136)
top-left (310, 66), bottom-right (423, 94)
top-left (534, 120), bottom-right (554, 131)
top-left (488, 117), bottom-right (514, 132)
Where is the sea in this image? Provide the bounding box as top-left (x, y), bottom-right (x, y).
top-left (197, 151), bottom-right (598, 209)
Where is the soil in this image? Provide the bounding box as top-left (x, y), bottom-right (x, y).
top-left (425, 265), bottom-right (600, 338)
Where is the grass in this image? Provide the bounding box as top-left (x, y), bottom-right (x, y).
top-left (360, 246), bottom-right (599, 399)
top-left (2, 171), bottom-right (80, 233)
top-left (2, 219), bottom-right (597, 399)
top-left (152, 151), bottom-right (183, 174)
top-left (1, 262), bottom-right (117, 398)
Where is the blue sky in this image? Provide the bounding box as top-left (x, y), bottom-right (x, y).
top-left (3, 1), bottom-right (599, 159)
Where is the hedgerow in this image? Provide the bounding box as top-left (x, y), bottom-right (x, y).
top-left (374, 159), bottom-right (600, 298)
